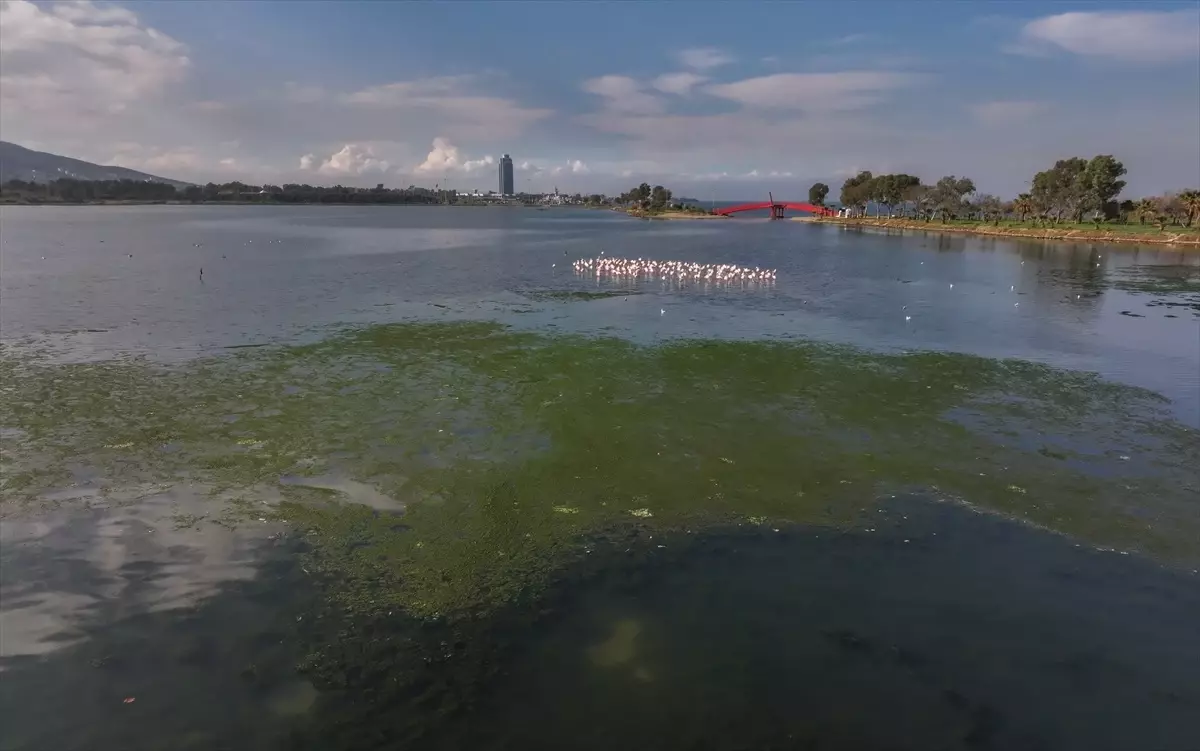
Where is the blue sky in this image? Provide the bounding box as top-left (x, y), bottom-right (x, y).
top-left (2, 0), bottom-right (1197, 198)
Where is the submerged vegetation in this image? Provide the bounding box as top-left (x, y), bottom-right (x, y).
top-left (2, 322), bottom-right (1197, 622)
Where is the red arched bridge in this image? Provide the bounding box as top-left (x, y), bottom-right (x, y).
top-left (714, 193), bottom-right (836, 219)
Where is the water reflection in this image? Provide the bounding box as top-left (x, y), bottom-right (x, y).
top-left (2, 207), bottom-right (1196, 423)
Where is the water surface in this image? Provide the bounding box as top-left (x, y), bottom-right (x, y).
top-left (1, 205), bottom-right (1198, 750)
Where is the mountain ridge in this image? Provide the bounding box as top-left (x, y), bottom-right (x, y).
top-left (0, 141), bottom-right (191, 189)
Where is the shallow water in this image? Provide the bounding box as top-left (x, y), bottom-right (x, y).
top-left (2, 205), bottom-right (1196, 422)
top-left (1, 205), bottom-right (1198, 750)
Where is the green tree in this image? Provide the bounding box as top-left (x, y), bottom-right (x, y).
top-left (1012, 193), bottom-right (1034, 222)
top-left (1081, 155), bottom-right (1126, 220)
top-left (902, 183), bottom-right (932, 220)
top-left (808, 182), bottom-right (829, 206)
top-left (874, 174), bottom-right (920, 217)
top-left (1178, 189), bottom-right (1200, 227)
top-left (649, 185), bottom-right (671, 211)
top-left (930, 176), bottom-right (975, 222)
top-left (839, 171), bottom-right (873, 217)
top-left (1134, 198), bottom-right (1158, 226)
top-left (1030, 158), bottom-right (1088, 223)
top-left (972, 194), bottom-right (1005, 225)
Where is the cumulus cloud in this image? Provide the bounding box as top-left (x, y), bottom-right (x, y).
top-left (677, 47), bottom-right (734, 70)
top-left (969, 100), bottom-right (1047, 126)
top-left (413, 137), bottom-right (495, 175)
top-left (1014, 10), bottom-right (1200, 63)
top-left (0, 0), bottom-right (190, 125)
top-left (313, 144), bottom-right (391, 176)
top-left (651, 72), bottom-right (708, 96)
top-left (299, 154), bottom-right (315, 170)
top-left (582, 75), bottom-right (663, 114)
top-left (569, 160), bottom-right (590, 174)
top-left (705, 71), bottom-right (921, 111)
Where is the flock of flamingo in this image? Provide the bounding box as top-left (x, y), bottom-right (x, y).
top-left (572, 256), bottom-right (777, 286)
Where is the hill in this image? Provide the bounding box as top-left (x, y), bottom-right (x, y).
top-left (0, 141), bottom-right (191, 189)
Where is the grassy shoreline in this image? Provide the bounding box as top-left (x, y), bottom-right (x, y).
top-left (807, 216), bottom-right (1200, 246)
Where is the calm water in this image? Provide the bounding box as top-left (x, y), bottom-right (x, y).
top-left (1, 205), bottom-right (1198, 750)
top-left (2, 205), bottom-right (1197, 422)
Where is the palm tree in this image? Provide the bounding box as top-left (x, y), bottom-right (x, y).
top-left (1135, 198), bottom-right (1158, 226)
top-left (1179, 189), bottom-right (1200, 228)
top-left (1012, 194), bottom-right (1034, 223)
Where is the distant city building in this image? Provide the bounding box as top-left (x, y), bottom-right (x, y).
top-left (498, 154), bottom-right (514, 196)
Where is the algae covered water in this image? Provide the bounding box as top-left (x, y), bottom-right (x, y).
top-left (1, 205), bottom-right (1198, 750)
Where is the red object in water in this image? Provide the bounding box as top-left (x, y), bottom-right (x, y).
top-left (123, 697), bottom-right (136, 704)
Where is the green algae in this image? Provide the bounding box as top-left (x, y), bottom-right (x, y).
top-left (2, 321), bottom-right (1197, 618)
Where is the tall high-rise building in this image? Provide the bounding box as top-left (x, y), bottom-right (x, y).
top-left (498, 154), bottom-right (514, 196)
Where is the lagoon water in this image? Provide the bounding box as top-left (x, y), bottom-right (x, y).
top-left (1, 205), bottom-right (1198, 750)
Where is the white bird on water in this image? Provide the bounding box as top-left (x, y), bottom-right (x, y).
top-left (905, 315), bottom-right (912, 322)
top-left (660, 308), bottom-right (665, 316)
top-left (572, 256), bottom-right (776, 285)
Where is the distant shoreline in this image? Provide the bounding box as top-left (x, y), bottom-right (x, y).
top-left (620, 208), bottom-right (726, 220)
top-left (0, 200), bottom-right (578, 208)
top-left (804, 216), bottom-right (1200, 247)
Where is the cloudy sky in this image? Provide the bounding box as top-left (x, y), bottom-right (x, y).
top-left (2, 0), bottom-right (1197, 198)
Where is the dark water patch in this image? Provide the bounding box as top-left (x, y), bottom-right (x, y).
top-left (284, 495), bottom-right (1200, 751)
top-left (520, 288), bottom-right (644, 302)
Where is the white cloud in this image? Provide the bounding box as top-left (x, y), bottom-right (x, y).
top-left (705, 71), bottom-right (921, 111)
top-left (413, 137), bottom-right (494, 175)
top-left (569, 160), bottom-right (590, 174)
top-left (299, 153), bottom-right (315, 170)
top-left (677, 47), bottom-right (735, 70)
top-left (1015, 10), bottom-right (1200, 63)
top-left (0, 0), bottom-right (190, 126)
top-left (969, 100), bottom-right (1047, 126)
top-left (651, 72), bottom-right (708, 96)
top-left (316, 144), bottom-right (391, 176)
top-left (582, 75), bottom-right (663, 114)
top-left (342, 76), bottom-right (551, 140)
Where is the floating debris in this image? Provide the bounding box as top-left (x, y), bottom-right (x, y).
top-left (629, 508), bottom-right (653, 518)
top-left (553, 506), bottom-right (580, 515)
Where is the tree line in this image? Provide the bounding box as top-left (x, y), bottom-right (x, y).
top-left (618, 182), bottom-right (706, 214)
top-left (807, 156), bottom-right (1200, 228)
top-left (0, 179), bottom-right (462, 205)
